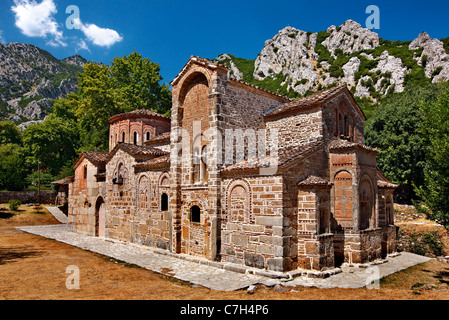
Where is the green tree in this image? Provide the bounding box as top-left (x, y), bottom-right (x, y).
top-left (415, 89), bottom-right (449, 229)
top-left (21, 114), bottom-right (78, 176)
top-left (0, 121), bottom-right (22, 145)
top-left (110, 51), bottom-right (172, 116)
top-left (52, 52), bottom-right (172, 153)
top-left (74, 62), bottom-right (119, 152)
top-left (364, 84), bottom-right (444, 203)
top-left (0, 144), bottom-right (26, 191)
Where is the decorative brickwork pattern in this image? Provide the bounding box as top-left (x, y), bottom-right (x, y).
top-left (68, 56), bottom-right (398, 273)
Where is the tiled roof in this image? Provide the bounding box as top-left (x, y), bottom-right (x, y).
top-left (264, 85), bottom-right (347, 118)
top-left (73, 151), bottom-right (109, 169)
top-left (328, 139), bottom-right (379, 154)
top-left (170, 56), bottom-right (228, 86)
top-left (376, 168), bottom-right (398, 189)
top-left (170, 56), bottom-right (290, 101)
top-left (52, 176), bottom-right (74, 185)
top-left (134, 155), bottom-right (170, 169)
top-left (95, 172), bottom-right (106, 180)
top-left (83, 151), bottom-right (109, 164)
top-left (109, 109), bottom-right (171, 123)
top-left (298, 175), bottom-right (332, 188)
top-left (222, 140), bottom-right (323, 173)
top-left (107, 143), bottom-right (169, 162)
top-left (144, 131), bottom-right (171, 145)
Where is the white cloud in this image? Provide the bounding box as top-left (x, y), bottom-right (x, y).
top-left (74, 18), bottom-right (123, 48)
top-left (11, 0), bottom-right (66, 46)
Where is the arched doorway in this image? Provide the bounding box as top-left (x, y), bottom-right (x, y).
top-left (95, 197), bottom-right (106, 238)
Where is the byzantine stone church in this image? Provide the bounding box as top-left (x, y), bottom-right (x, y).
top-left (67, 56), bottom-right (398, 272)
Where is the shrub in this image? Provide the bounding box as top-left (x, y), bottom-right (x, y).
top-left (432, 66), bottom-right (443, 78)
top-left (8, 199), bottom-right (21, 211)
top-left (401, 230), bottom-right (444, 257)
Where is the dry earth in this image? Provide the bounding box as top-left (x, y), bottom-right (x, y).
top-left (1, 204), bottom-right (449, 301)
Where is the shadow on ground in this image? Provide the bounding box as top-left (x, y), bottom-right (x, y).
top-left (0, 211), bottom-right (14, 219)
top-left (0, 246), bottom-right (45, 265)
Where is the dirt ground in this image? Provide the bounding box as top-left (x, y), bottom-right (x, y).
top-left (1, 204), bottom-right (449, 300)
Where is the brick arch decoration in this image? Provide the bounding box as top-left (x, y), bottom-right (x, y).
top-left (112, 158), bottom-right (129, 190)
top-left (177, 70), bottom-right (212, 106)
top-left (333, 169), bottom-right (355, 229)
top-left (158, 172), bottom-right (170, 210)
top-left (359, 172), bottom-right (376, 230)
top-left (186, 199), bottom-right (207, 223)
top-left (226, 179), bottom-right (253, 224)
top-left (137, 173), bottom-right (150, 211)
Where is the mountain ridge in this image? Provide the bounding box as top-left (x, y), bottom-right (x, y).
top-left (214, 19), bottom-right (449, 114)
top-left (0, 42), bottom-right (86, 126)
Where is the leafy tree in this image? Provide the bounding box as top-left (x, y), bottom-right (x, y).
top-left (52, 52), bottom-right (172, 153)
top-left (25, 171), bottom-right (55, 191)
top-left (21, 114), bottom-right (78, 176)
top-left (0, 144), bottom-right (26, 191)
top-left (74, 62), bottom-right (119, 152)
top-left (0, 121), bottom-right (22, 145)
top-left (415, 87), bottom-right (449, 229)
top-left (110, 51), bottom-right (172, 116)
top-left (364, 84), bottom-right (444, 203)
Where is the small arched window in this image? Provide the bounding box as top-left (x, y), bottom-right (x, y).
top-left (146, 132), bottom-right (150, 141)
top-left (344, 115), bottom-right (348, 137)
top-left (133, 131), bottom-right (138, 145)
top-left (161, 193), bottom-right (168, 211)
top-left (192, 147), bottom-right (200, 184)
top-left (190, 205), bottom-right (201, 223)
top-left (83, 165), bottom-right (88, 180)
top-left (200, 145), bottom-right (208, 183)
top-left (122, 132), bottom-right (126, 143)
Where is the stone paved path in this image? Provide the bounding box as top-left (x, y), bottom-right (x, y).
top-left (16, 224), bottom-right (432, 291)
top-left (44, 206), bottom-right (68, 224)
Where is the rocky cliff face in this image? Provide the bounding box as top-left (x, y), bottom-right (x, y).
top-left (0, 43), bottom-right (86, 123)
top-left (217, 20), bottom-right (449, 102)
top-left (409, 32), bottom-right (449, 83)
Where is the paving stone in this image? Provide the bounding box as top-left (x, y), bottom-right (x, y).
top-left (16, 225), bottom-right (432, 291)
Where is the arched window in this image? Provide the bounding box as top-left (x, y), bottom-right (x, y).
top-left (190, 205), bottom-right (201, 223)
top-left (122, 131), bottom-right (126, 143)
top-left (334, 109), bottom-right (338, 137)
top-left (83, 165), bottom-right (88, 180)
top-left (161, 193), bottom-right (168, 211)
top-left (133, 131), bottom-right (138, 145)
top-left (192, 147), bottom-right (200, 184)
top-left (344, 115), bottom-right (348, 138)
top-left (200, 145), bottom-right (208, 183)
top-left (146, 131), bottom-right (150, 141)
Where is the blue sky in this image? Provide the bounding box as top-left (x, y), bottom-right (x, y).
top-left (1, 0), bottom-right (448, 84)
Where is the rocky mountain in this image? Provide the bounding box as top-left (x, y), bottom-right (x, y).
top-left (0, 43), bottom-right (86, 125)
top-left (215, 20), bottom-right (449, 109)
